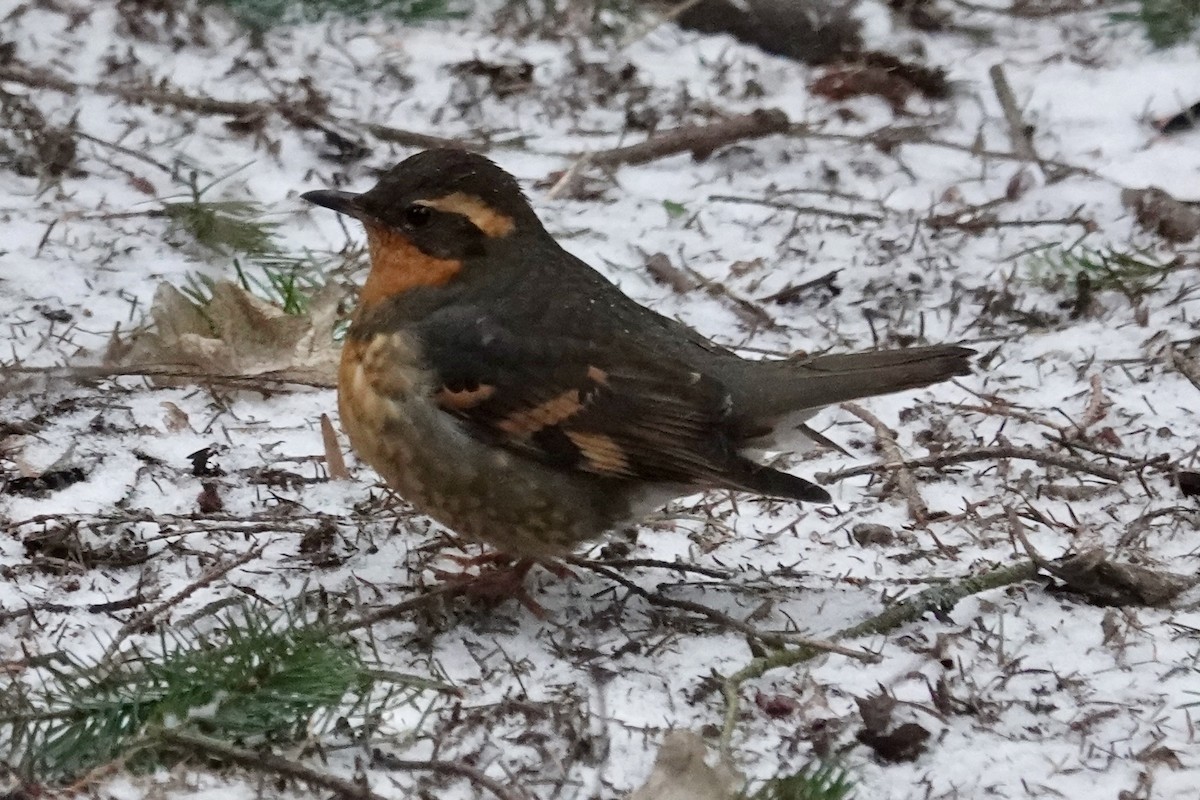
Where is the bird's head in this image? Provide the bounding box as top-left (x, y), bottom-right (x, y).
top-left (303, 149), bottom-right (540, 307)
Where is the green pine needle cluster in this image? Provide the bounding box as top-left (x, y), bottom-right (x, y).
top-left (205, 0), bottom-right (465, 31)
top-left (746, 763), bottom-right (854, 800)
top-left (1027, 244), bottom-right (1172, 296)
top-left (163, 170), bottom-right (359, 317)
top-left (1112, 0), bottom-right (1200, 47)
top-left (163, 198), bottom-right (280, 259)
top-left (2, 605), bottom-right (442, 782)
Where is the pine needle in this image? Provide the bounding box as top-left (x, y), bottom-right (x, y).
top-left (1, 603), bottom-right (447, 782)
top-left (746, 762), bottom-right (854, 800)
top-left (1027, 244), bottom-right (1173, 295)
top-left (163, 198), bottom-right (279, 258)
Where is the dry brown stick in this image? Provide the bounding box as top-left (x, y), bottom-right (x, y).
top-left (759, 269), bottom-right (841, 305)
top-left (158, 729), bottom-right (385, 800)
top-left (100, 544), bottom-right (268, 664)
top-left (585, 109), bottom-right (791, 168)
top-left (371, 750), bottom-right (531, 800)
top-left (577, 556), bottom-right (731, 580)
top-left (988, 64), bottom-right (1040, 164)
top-left (840, 402), bottom-right (931, 525)
top-left (0, 64), bottom-right (471, 152)
top-left (575, 560), bottom-right (878, 662)
top-left (330, 584), bottom-right (466, 634)
top-left (2, 363), bottom-right (336, 389)
top-left (924, 210), bottom-right (1092, 232)
top-left (794, 126), bottom-right (1093, 179)
top-left (816, 444), bottom-right (1125, 484)
top-left (709, 194), bottom-right (885, 224)
top-left (719, 557), bottom-right (1040, 753)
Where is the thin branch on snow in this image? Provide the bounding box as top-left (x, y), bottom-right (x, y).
top-left (99, 544), bottom-right (269, 665)
top-left (584, 109), bottom-right (791, 168)
top-left (159, 728), bottom-right (388, 800)
top-left (574, 560), bottom-right (880, 662)
top-left (719, 558), bottom-right (1041, 753)
top-left (816, 443), bottom-right (1126, 484)
top-left (838, 402), bottom-right (933, 525)
top-left (0, 63), bottom-right (473, 152)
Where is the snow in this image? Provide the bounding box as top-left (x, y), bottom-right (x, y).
top-left (3, 1), bottom-right (1200, 798)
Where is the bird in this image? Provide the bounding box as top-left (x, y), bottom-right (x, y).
top-left (302, 148), bottom-right (972, 605)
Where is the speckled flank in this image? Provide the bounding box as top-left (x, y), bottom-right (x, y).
top-left (338, 331), bottom-right (634, 558)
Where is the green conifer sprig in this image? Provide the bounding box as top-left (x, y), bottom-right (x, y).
top-left (1027, 244), bottom-right (1173, 295)
top-left (746, 762), bottom-right (854, 800)
top-left (163, 198), bottom-right (280, 258)
top-left (1, 603), bottom-right (447, 782)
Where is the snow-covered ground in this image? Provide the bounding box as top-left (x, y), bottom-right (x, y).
top-left (3, 1), bottom-right (1200, 797)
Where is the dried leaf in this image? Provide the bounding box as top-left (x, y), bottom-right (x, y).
top-left (627, 731), bottom-right (741, 800)
top-left (855, 691), bottom-right (896, 733)
top-left (1005, 167), bottom-right (1036, 200)
top-left (856, 722), bottom-right (930, 763)
top-left (116, 280), bottom-right (343, 386)
top-left (1121, 186), bottom-right (1200, 243)
top-left (161, 401), bottom-right (191, 432)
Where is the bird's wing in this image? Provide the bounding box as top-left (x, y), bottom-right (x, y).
top-left (412, 310), bottom-right (828, 502)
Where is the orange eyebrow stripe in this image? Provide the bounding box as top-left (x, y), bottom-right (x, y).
top-left (421, 192), bottom-right (515, 238)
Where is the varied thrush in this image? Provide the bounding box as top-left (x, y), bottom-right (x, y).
top-left (303, 149), bottom-right (972, 567)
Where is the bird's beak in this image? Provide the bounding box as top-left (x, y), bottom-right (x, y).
top-left (301, 189), bottom-right (364, 218)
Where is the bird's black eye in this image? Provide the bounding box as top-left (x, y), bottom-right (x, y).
top-left (404, 203), bottom-right (432, 228)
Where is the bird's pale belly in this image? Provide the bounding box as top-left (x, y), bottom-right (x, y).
top-left (338, 334), bottom-right (632, 557)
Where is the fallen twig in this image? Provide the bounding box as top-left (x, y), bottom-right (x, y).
top-left (330, 584), bottom-right (466, 634)
top-left (159, 728), bottom-right (385, 800)
top-left (924, 209), bottom-right (1092, 232)
top-left (578, 556), bottom-right (731, 580)
top-left (840, 402), bottom-right (931, 524)
top-left (1, 363), bottom-right (336, 390)
top-left (709, 195), bottom-right (884, 224)
top-left (575, 560), bottom-right (878, 662)
top-left (0, 63), bottom-right (471, 152)
top-left (759, 269), bottom-right (841, 305)
top-left (371, 749), bottom-right (532, 800)
top-left (988, 64), bottom-right (1039, 165)
top-left (793, 125), bottom-right (1092, 179)
top-left (719, 558), bottom-right (1039, 753)
top-left (100, 544), bottom-right (268, 664)
top-left (816, 443), bottom-right (1125, 484)
top-left (584, 109), bottom-right (791, 168)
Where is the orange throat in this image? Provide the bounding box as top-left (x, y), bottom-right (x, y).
top-left (359, 224), bottom-right (463, 308)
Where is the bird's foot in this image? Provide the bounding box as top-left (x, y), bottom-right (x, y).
top-left (431, 551), bottom-right (574, 617)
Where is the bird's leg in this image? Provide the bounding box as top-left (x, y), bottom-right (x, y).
top-left (430, 548), bottom-right (575, 617)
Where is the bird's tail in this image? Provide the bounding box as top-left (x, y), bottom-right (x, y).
top-left (734, 344), bottom-right (975, 422)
